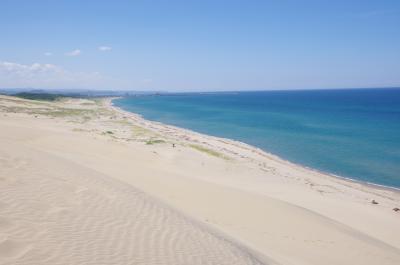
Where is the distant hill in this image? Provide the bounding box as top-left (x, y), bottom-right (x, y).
top-left (0, 88), bottom-right (163, 98)
top-left (13, 92), bottom-right (67, 101)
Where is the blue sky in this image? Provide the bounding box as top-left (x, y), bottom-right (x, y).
top-left (0, 0), bottom-right (399, 91)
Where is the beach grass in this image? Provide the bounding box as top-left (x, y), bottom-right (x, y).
top-left (131, 125), bottom-right (154, 136)
top-left (45, 108), bottom-right (95, 117)
top-left (189, 144), bottom-right (228, 159)
top-left (146, 139), bottom-right (166, 145)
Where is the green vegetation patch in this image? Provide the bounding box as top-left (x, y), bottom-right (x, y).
top-left (189, 144), bottom-right (228, 159)
top-left (80, 102), bottom-right (95, 106)
top-left (146, 139), bottom-right (166, 145)
top-left (45, 108), bottom-right (94, 117)
top-left (14, 92), bottom-right (64, 101)
top-left (132, 125), bottom-right (153, 136)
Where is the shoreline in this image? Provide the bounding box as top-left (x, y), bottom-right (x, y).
top-left (108, 97), bottom-right (400, 195)
top-left (2, 94), bottom-right (400, 265)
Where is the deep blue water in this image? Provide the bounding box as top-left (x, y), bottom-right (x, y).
top-left (113, 89), bottom-right (400, 188)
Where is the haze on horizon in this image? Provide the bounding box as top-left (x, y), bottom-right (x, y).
top-left (0, 0), bottom-right (399, 92)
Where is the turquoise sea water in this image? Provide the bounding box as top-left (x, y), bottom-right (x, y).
top-left (113, 89), bottom-right (400, 188)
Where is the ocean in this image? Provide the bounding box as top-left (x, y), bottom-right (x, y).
top-left (113, 88), bottom-right (400, 188)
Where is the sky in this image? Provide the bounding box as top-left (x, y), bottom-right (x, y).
top-left (0, 0), bottom-right (399, 91)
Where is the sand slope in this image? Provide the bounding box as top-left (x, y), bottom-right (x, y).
top-left (0, 137), bottom-right (266, 265)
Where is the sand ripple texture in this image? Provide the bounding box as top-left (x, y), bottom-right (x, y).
top-left (0, 142), bottom-right (266, 265)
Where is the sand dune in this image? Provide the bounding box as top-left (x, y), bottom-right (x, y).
top-left (0, 137), bottom-right (267, 265)
top-left (1, 95), bottom-right (400, 265)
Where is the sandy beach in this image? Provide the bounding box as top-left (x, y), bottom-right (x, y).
top-left (1, 94), bottom-right (400, 265)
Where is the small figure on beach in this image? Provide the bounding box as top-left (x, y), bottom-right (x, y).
top-left (172, 143), bottom-right (176, 148)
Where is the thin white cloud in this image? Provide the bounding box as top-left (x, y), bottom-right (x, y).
top-left (0, 61), bottom-right (105, 89)
top-left (44, 52), bottom-right (53, 56)
top-left (98, 46), bottom-right (112, 51)
top-left (65, 49), bottom-right (81, 57)
top-left (0, 61), bottom-right (60, 74)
